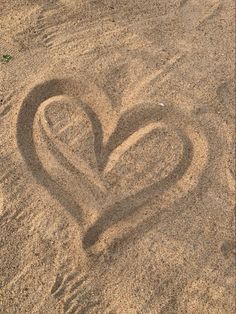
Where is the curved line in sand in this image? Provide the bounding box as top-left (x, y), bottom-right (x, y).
top-left (38, 96), bottom-right (106, 192)
top-left (104, 122), bottom-right (165, 173)
top-left (100, 102), bottom-right (166, 171)
top-left (83, 122), bottom-right (209, 253)
top-left (101, 126), bottom-right (208, 253)
top-left (16, 79), bottom-right (86, 224)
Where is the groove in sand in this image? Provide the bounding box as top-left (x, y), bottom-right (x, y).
top-left (17, 79), bottom-right (209, 255)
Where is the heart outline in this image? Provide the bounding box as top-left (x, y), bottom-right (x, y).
top-left (17, 78), bottom-right (208, 254)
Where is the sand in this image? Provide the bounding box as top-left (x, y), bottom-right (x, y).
top-left (0, 0), bottom-right (235, 313)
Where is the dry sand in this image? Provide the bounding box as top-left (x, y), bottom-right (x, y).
top-left (0, 0), bottom-right (235, 313)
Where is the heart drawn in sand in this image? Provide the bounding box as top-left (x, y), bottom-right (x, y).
top-left (17, 79), bottom-right (208, 253)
